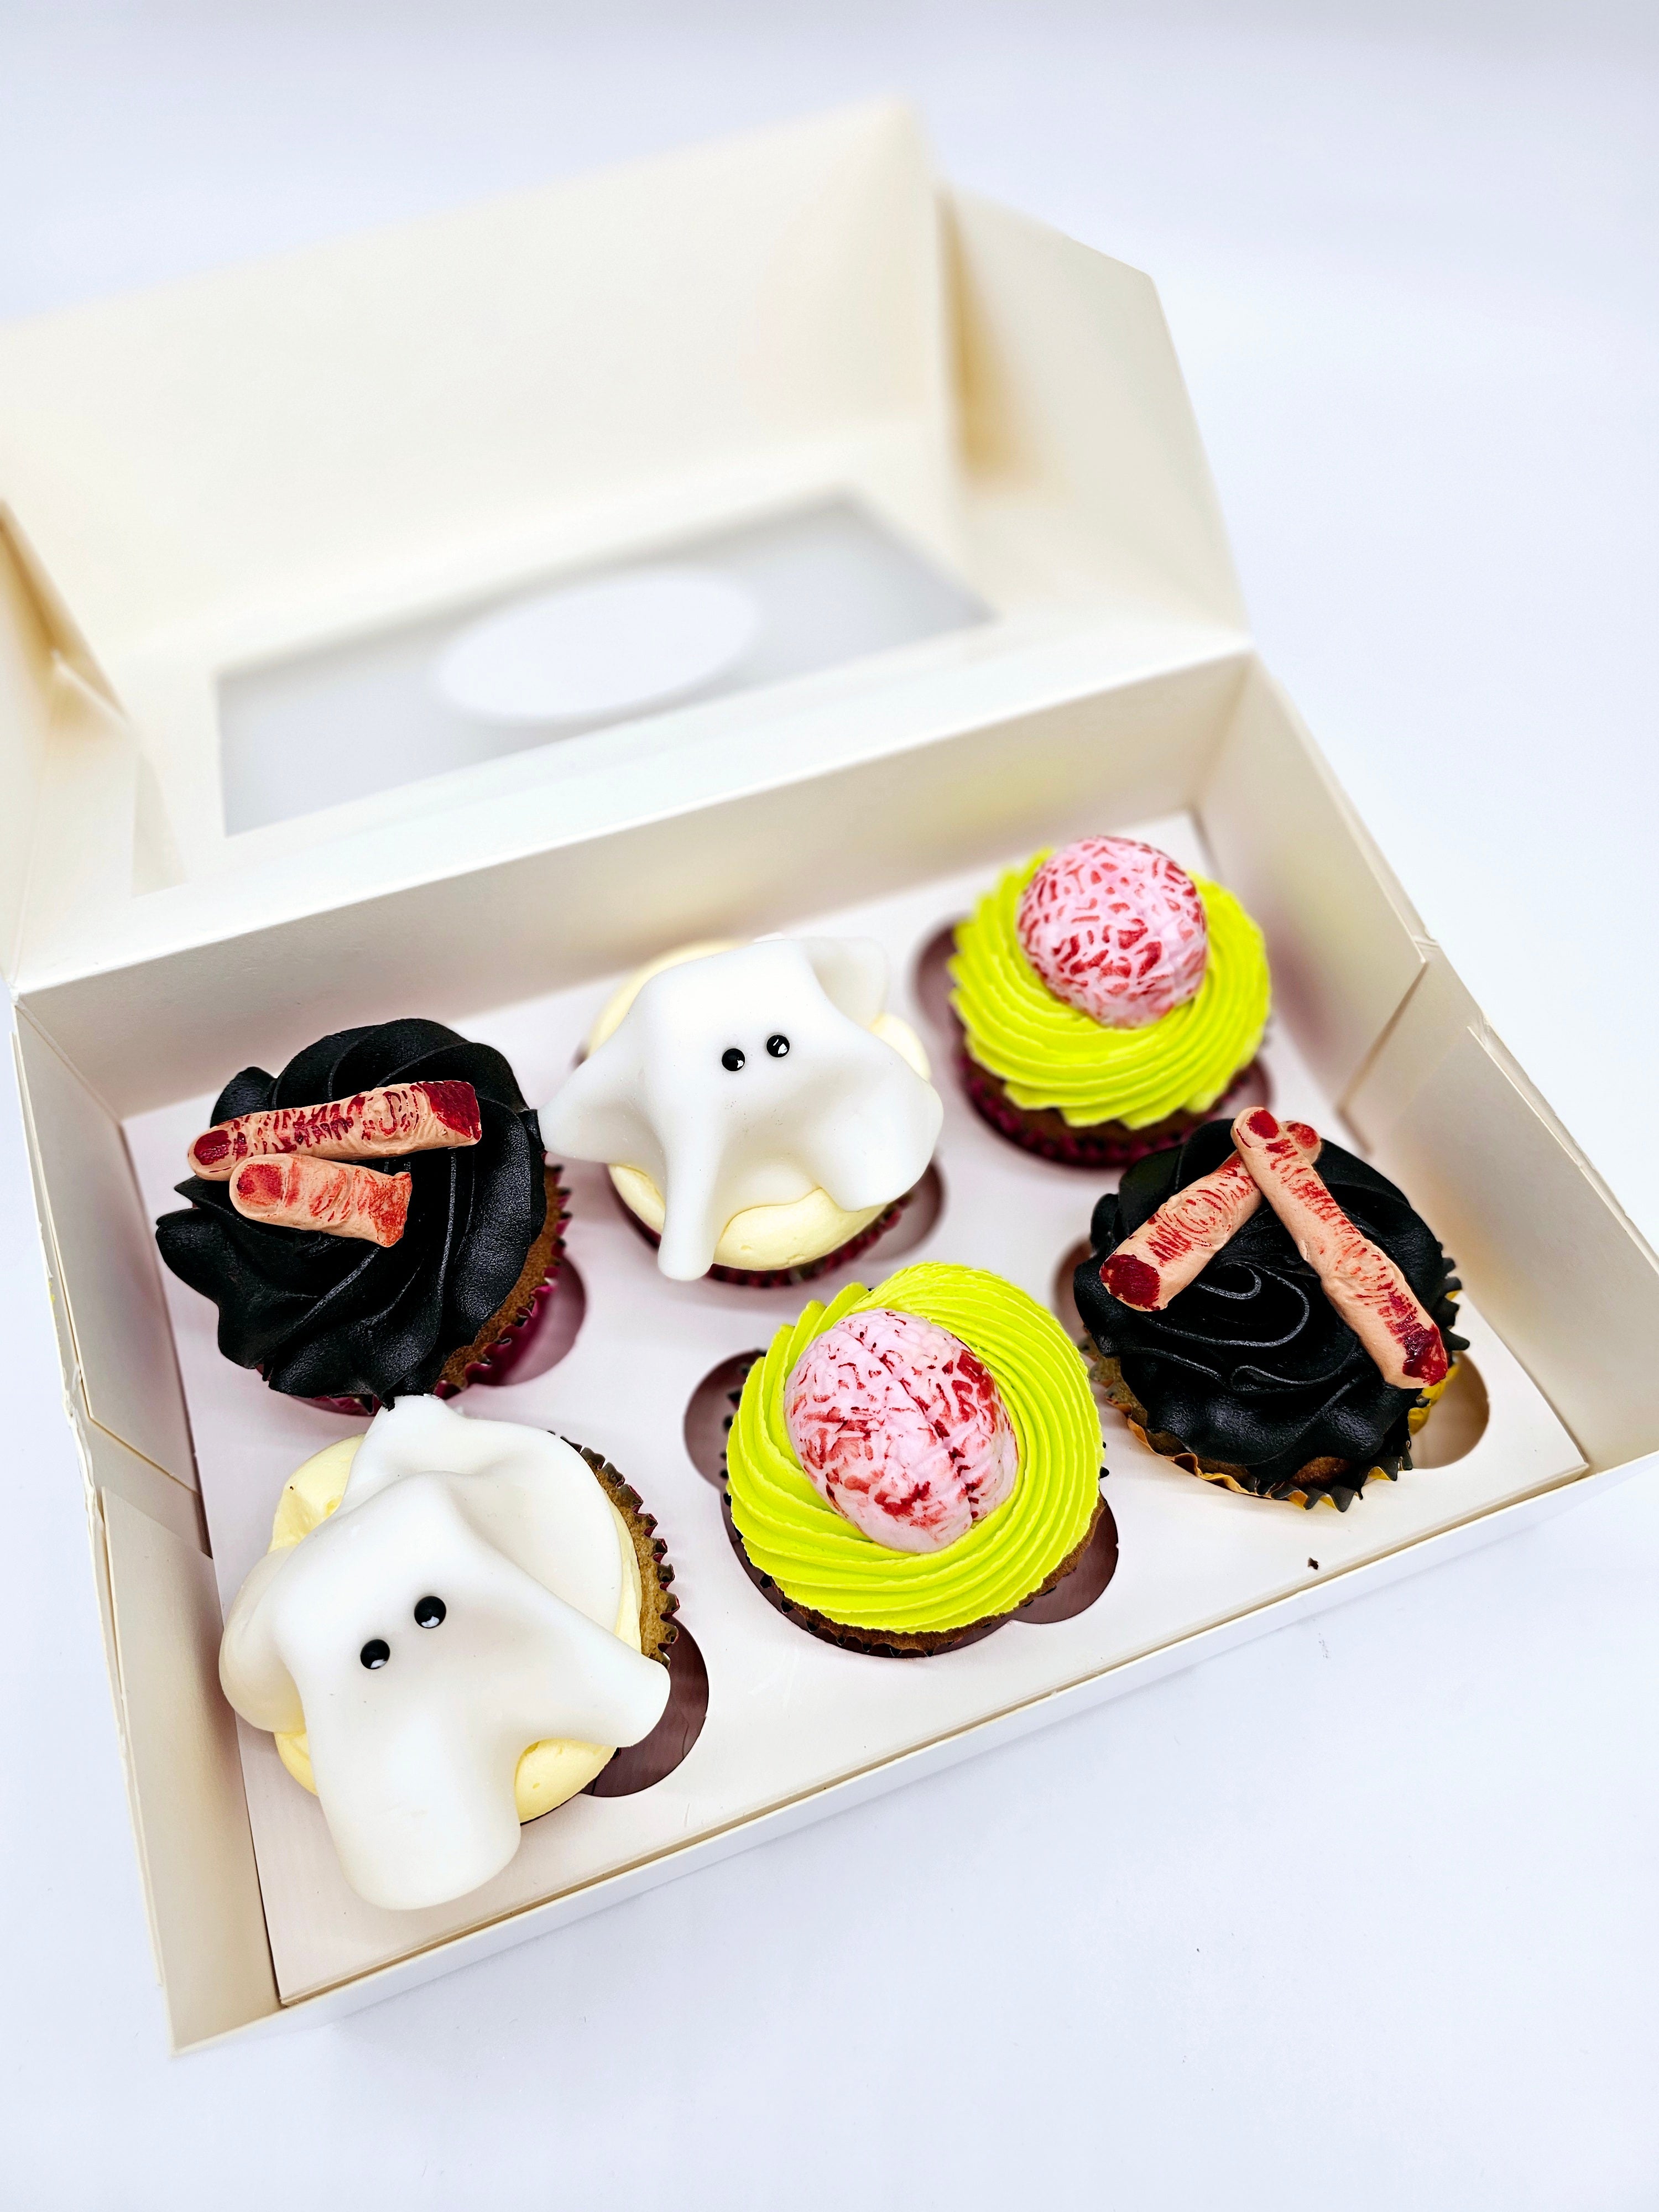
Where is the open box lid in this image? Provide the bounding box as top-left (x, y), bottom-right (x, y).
top-left (0, 101), bottom-right (1248, 997)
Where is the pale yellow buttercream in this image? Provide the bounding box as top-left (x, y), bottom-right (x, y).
top-left (589, 942), bottom-right (933, 1271)
top-left (266, 1435), bottom-right (643, 1819)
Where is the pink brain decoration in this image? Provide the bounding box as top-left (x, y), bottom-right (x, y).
top-left (783, 1308), bottom-right (1019, 1554)
top-left (1016, 837), bottom-right (1209, 1029)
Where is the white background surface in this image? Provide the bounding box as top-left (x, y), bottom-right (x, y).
top-left (3, 3), bottom-right (1657, 2205)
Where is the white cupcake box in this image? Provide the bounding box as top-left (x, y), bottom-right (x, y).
top-left (1, 103), bottom-right (1653, 2047)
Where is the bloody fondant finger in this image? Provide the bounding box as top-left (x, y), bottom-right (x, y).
top-left (1100, 1121), bottom-right (1319, 1311)
top-left (229, 1154), bottom-right (412, 1247)
top-left (189, 1081), bottom-right (480, 1178)
top-left (1232, 1108), bottom-right (1447, 1388)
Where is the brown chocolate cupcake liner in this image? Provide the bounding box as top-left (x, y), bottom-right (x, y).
top-left (615, 1175), bottom-right (916, 1288)
top-left (435, 1167), bottom-right (571, 1395)
top-left (301, 1166), bottom-right (569, 1416)
top-left (719, 1486), bottom-right (1117, 1658)
top-left (575, 1442), bottom-right (680, 1659)
top-left (567, 1441), bottom-right (712, 1798)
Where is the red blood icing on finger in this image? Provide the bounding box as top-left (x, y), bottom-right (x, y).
top-left (1401, 1324), bottom-right (1449, 1385)
top-left (1016, 838), bottom-right (1209, 1029)
top-left (229, 1154), bottom-right (411, 1245)
top-left (1100, 1252), bottom-right (1161, 1308)
top-left (234, 1160), bottom-right (285, 1208)
top-left (1247, 1108), bottom-right (1279, 1139)
top-left (359, 1171), bottom-right (411, 1244)
top-left (187, 1079), bottom-right (481, 1176)
top-left (1099, 1129), bottom-right (1323, 1313)
top-left (421, 1080), bottom-right (482, 1140)
top-left (784, 1308), bottom-right (1019, 1553)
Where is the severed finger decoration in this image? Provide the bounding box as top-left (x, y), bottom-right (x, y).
top-left (229, 1154), bottom-right (412, 1248)
top-left (188, 1081), bottom-right (481, 1180)
top-left (1100, 1121), bottom-right (1319, 1311)
top-left (1231, 1109), bottom-right (1447, 1389)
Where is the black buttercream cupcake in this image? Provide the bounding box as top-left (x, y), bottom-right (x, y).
top-left (1074, 1119), bottom-right (1465, 1510)
top-left (156, 1020), bottom-right (564, 1411)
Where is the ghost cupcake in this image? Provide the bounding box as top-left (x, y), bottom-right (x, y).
top-left (722, 1262), bottom-right (1105, 1655)
top-left (950, 837), bottom-right (1270, 1167)
top-left (542, 938), bottom-right (942, 1286)
top-left (219, 1397), bottom-right (681, 1911)
top-left (1074, 1109), bottom-right (1466, 1510)
top-left (155, 1019), bottom-right (563, 1412)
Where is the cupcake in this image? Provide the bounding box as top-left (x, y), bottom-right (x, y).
top-left (723, 1261), bottom-right (1104, 1655)
top-left (950, 836), bottom-right (1270, 1166)
top-left (219, 1396), bottom-right (679, 1910)
top-left (155, 1019), bottom-right (562, 1412)
top-left (542, 937), bottom-right (942, 1286)
top-left (1074, 1108), bottom-right (1467, 1510)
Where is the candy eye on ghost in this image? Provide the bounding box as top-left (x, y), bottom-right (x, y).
top-left (539, 937), bottom-right (944, 1281)
top-left (414, 1594), bottom-right (446, 1628)
top-left (360, 1637), bottom-right (390, 1670)
top-left (722, 1036), bottom-right (789, 1071)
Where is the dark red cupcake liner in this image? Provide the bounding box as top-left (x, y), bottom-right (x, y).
top-left (956, 1040), bottom-right (1263, 1170)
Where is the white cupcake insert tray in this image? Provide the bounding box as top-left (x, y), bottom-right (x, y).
top-left (4, 106), bottom-right (1655, 2045)
top-left (123, 810), bottom-right (1583, 2003)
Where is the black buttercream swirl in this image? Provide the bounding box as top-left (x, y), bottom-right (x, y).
top-left (1074, 1119), bottom-right (1465, 1508)
top-left (155, 1020), bottom-right (547, 1406)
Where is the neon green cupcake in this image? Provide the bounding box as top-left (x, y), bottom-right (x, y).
top-left (950, 837), bottom-right (1270, 1167)
top-left (723, 1262), bottom-right (1108, 1657)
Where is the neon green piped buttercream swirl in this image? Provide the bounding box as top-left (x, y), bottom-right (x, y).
top-left (948, 852), bottom-right (1271, 1129)
top-left (725, 1263), bottom-right (1101, 1633)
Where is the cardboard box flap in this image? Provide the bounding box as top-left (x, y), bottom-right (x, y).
top-left (1347, 946), bottom-right (1659, 1474)
top-left (947, 190), bottom-right (1246, 633)
top-left (1198, 662), bottom-right (1428, 1102)
top-left (0, 520), bottom-right (55, 982)
top-left (0, 106), bottom-right (1251, 994)
top-left (14, 1009), bottom-right (196, 1483)
top-left (0, 102), bottom-right (951, 675)
top-left (0, 510), bottom-right (128, 983)
top-left (102, 1488), bottom-right (279, 2049)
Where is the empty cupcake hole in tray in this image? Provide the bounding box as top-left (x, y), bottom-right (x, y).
top-left (683, 1350), bottom-right (764, 1485)
top-left (1410, 1357), bottom-right (1490, 1466)
top-left (911, 916), bottom-right (964, 1036)
top-left (874, 1159), bottom-right (945, 1257)
top-left (469, 1258), bottom-right (587, 1387)
top-left (583, 1626), bottom-right (708, 1797)
top-left (119, 816), bottom-right (1579, 2001)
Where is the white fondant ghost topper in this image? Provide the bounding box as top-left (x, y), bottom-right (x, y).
top-left (219, 1397), bottom-right (670, 1912)
top-left (541, 938), bottom-right (943, 1281)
